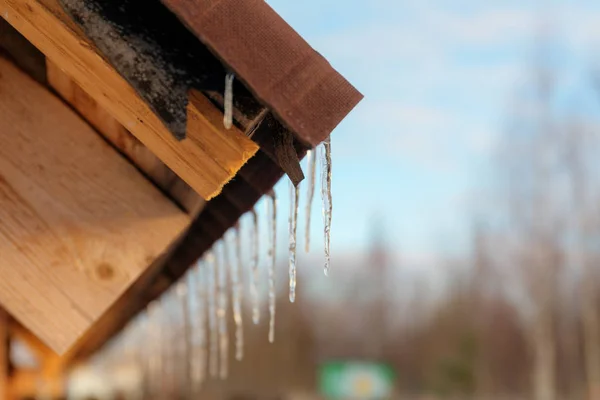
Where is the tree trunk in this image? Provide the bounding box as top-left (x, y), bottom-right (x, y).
top-left (582, 272), bottom-right (600, 400)
top-left (532, 303), bottom-right (556, 400)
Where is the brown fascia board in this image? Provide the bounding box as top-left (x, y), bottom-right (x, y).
top-left (161, 0), bottom-right (363, 147)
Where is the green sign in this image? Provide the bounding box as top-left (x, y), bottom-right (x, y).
top-left (319, 361), bottom-right (395, 399)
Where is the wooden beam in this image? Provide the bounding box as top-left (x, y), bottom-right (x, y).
top-left (0, 0), bottom-right (259, 200)
top-left (0, 57), bottom-right (190, 353)
top-left (46, 60), bottom-right (204, 215)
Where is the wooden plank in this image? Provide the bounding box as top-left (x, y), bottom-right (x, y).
top-left (46, 60), bottom-right (204, 214)
top-left (0, 0), bottom-right (259, 200)
top-left (161, 0), bottom-right (363, 146)
top-left (0, 57), bottom-right (190, 353)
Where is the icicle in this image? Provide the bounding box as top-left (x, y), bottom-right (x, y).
top-left (231, 227), bottom-right (244, 360)
top-left (195, 264), bottom-right (207, 385)
top-left (206, 252), bottom-right (219, 379)
top-left (161, 291), bottom-right (176, 397)
top-left (216, 243), bottom-right (229, 379)
top-left (305, 149), bottom-right (317, 253)
top-left (266, 190), bottom-right (277, 342)
top-left (147, 302), bottom-right (163, 397)
top-left (187, 264), bottom-right (206, 392)
top-left (175, 280), bottom-right (190, 393)
top-left (289, 181), bottom-right (300, 303)
top-left (223, 73), bottom-right (235, 129)
top-left (321, 136), bottom-right (333, 276)
top-left (249, 209), bottom-right (260, 324)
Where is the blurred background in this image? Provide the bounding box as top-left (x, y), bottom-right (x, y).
top-left (67, 1), bottom-right (600, 399)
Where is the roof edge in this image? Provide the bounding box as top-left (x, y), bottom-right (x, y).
top-left (161, 0), bottom-right (363, 146)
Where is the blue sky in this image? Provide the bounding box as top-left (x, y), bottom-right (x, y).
top-left (255, 0), bottom-right (600, 273)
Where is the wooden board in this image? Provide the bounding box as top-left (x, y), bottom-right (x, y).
top-left (0, 0), bottom-right (259, 200)
top-left (0, 57), bottom-right (190, 353)
top-left (46, 60), bottom-right (204, 215)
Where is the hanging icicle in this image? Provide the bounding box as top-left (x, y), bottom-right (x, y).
top-left (217, 243), bottom-right (229, 379)
top-left (206, 252), bottom-right (219, 379)
top-left (162, 292), bottom-right (177, 397)
top-left (321, 136), bottom-right (333, 276)
top-left (161, 290), bottom-right (176, 397)
top-left (223, 72), bottom-right (235, 129)
top-left (266, 190), bottom-right (277, 343)
top-left (188, 263), bottom-right (206, 392)
top-left (231, 226), bottom-right (244, 360)
top-left (147, 302), bottom-right (163, 397)
top-left (175, 280), bottom-right (190, 393)
top-left (249, 208), bottom-right (260, 324)
top-left (305, 149), bottom-right (317, 253)
top-left (289, 181), bottom-right (300, 303)
top-left (76, 135), bottom-right (339, 396)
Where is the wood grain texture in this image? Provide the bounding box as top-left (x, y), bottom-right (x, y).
top-left (161, 0), bottom-right (363, 146)
top-left (0, 57), bottom-right (190, 353)
top-left (0, 0), bottom-right (259, 199)
top-left (47, 60), bottom-right (204, 214)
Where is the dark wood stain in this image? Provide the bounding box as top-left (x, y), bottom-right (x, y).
top-left (57, 0), bottom-right (259, 140)
top-left (95, 262), bottom-right (115, 281)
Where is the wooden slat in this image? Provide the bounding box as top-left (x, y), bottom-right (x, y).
top-left (46, 60), bottom-right (204, 214)
top-left (0, 0), bottom-right (259, 200)
top-left (0, 57), bottom-right (190, 353)
top-left (162, 0), bottom-right (363, 146)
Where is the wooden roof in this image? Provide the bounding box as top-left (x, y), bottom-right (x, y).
top-left (56, 0), bottom-right (362, 147)
top-left (0, 0), bottom-right (361, 361)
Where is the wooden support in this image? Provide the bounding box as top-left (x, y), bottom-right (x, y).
top-left (8, 322), bottom-right (66, 399)
top-left (0, 57), bottom-right (190, 353)
top-left (0, 0), bottom-right (259, 200)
